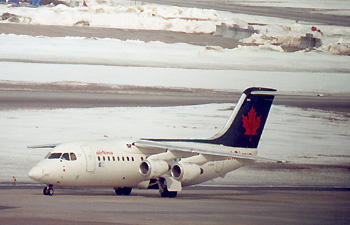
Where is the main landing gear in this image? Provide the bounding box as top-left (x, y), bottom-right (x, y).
top-left (158, 178), bottom-right (177, 198)
top-left (160, 188), bottom-right (177, 198)
top-left (43, 185), bottom-right (54, 196)
top-left (114, 187), bottom-right (132, 196)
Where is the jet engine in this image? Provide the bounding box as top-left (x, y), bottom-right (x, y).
top-left (171, 163), bottom-right (202, 182)
top-left (139, 160), bottom-right (170, 179)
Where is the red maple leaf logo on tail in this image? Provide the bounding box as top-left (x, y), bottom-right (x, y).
top-left (242, 108), bottom-right (261, 142)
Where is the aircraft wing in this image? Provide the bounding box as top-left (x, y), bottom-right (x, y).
top-left (134, 140), bottom-right (284, 163)
top-left (27, 143), bottom-right (60, 149)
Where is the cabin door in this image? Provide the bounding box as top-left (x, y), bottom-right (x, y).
top-left (81, 145), bottom-right (96, 172)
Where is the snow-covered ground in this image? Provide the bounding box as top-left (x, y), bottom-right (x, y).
top-left (2, 60), bottom-right (350, 94)
top-left (1, 34), bottom-right (349, 93)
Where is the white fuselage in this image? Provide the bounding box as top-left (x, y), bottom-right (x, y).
top-left (29, 139), bottom-right (256, 189)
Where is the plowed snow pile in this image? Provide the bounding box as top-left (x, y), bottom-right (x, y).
top-left (1, 0), bottom-right (349, 55)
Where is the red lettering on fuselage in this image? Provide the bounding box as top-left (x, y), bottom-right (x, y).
top-left (96, 150), bottom-right (114, 155)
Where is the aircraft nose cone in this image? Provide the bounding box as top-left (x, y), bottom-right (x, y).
top-left (28, 167), bottom-right (43, 181)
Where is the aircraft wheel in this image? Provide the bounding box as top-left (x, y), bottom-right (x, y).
top-left (122, 187), bottom-right (132, 196)
top-left (160, 189), bottom-right (177, 198)
top-left (115, 187), bottom-right (123, 195)
top-left (160, 190), bottom-right (168, 198)
top-left (43, 186), bottom-right (54, 196)
top-left (168, 191), bottom-right (177, 198)
top-left (115, 187), bottom-right (132, 196)
top-left (43, 187), bottom-right (48, 195)
top-left (48, 187), bottom-right (54, 196)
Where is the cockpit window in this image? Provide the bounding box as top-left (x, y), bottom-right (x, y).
top-left (48, 153), bottom-right (62, 159)
top-left (45, 152), bottom-right (51, 159)
top-left (70, 153), bottom-right (77, 161)
top-left (61, 153), bottom-right (70, 161)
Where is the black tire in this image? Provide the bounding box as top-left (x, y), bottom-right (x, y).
top-left (160, 189), bottom-right (177, 198)
top-left (48, 188), bottom-right (54, 196)
top-left (47, 188), bottom-right (55, 196)
top-left (160, 189), bottom-right (169, 198)
top-left (115, 188), bottom-right (123, 195)
top-left (122, 187), bottom-right (132, 196)
top-left (43, 187), bottom-right (48, 195)
top-left (43, 187), bottom-right (54, 196)
top-left (168, 191), bottom-right (177, 198)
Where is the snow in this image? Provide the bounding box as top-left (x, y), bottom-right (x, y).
top-left (1, 33), bottom-right (349, 93)
top-left (1, 61), bottom-right (350, 94)
top-left (1, 1), bottom-right (218, 33)
top-left (1, 0), bottom-right (350, 55)
top-left (1, 34), bottom-right (349, 72)
top-left (1, 104), bottom-right (349, 183)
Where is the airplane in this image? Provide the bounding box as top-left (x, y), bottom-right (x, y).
top-left (28, 87), bottom-right (283, 198)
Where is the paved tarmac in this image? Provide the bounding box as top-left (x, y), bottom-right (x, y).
top-left (0, 23), bottom-right (241, 49)
top-left (0, 83), bottom-right (236, 109)
top-left (151, 0), bottom-right (350, 27)
top-left (0, 186), bottom-right (349, 225)
top-left (1, 83), bottom-right (349, 114)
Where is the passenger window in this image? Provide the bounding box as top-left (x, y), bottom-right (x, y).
top-left (132, 157), bottom-right (134, 161)
top-left (61, 153), bottom-right (70, 161)
top-left (127, 157), bottom-right (129, 161)
top-left (122, 156), bottom-right (125, 161)
top-left (70, 153), bottom-right (77, 161)
top-left (98, 156), bottom-right (101, 161)
top-left (113, 156), bottom-right (115, 161)
top-left (48, 153), bottom-right (62, 159)
top-left (103, 156), bottom-right (106, 161)
top-left (108, 156), bottom-right (110, 161)
top-left (117, 156), bottom-right (120, 161)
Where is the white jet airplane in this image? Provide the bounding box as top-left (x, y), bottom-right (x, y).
top-left (28, 87), bottom-right (282, 198)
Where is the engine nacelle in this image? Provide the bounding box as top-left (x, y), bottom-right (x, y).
top-left (139, 160), bottom-right (170, 179)
top-left (171, 162), bottom-right (202, 182)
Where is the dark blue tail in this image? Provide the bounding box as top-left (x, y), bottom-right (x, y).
top-left (146, 87), bottom-right (276, 148)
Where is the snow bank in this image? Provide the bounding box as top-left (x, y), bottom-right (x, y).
top-left (240, 23), bottom-right (350, 55)
top-left (1, 0), bottom-right (349, 55)
top-left (0, 2), bottom-right (218, 33)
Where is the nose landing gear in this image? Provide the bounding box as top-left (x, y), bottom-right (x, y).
top-left (43, 185), bottom-right (54, 196)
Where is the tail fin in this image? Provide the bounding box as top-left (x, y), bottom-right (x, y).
top-left (146, 87), bottom-right (276, 148)
top-left (206, 87), bottom-right (276, 148)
